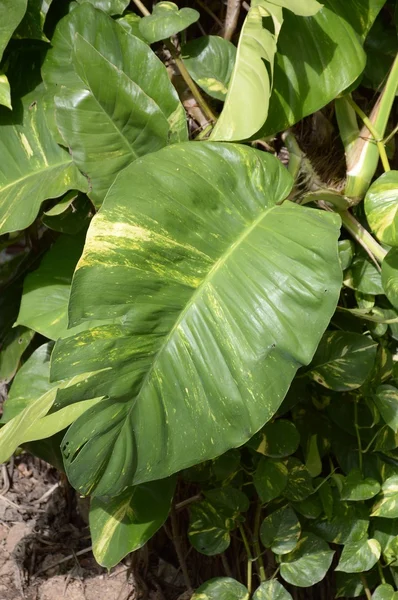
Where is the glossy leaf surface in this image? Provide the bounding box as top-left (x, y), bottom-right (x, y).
top-left (0, 73), bottom-right (11, 109)
top-left (335, 537), bottom-right (381, 573)
top-left (374, 385), bottom-right (398, 433)
top-left (139, 1), bottom-right (199, 44)
top-left (372, 584), bottom-right (398, 600)
top-left (76, 0), bottom-right (130, 15)
top-left (90, 477), bottom-right (175, 568)
top-left (247, 419), bottom-right (300, 458)
top-left (365, 171), bottom-right (398, 247)
top-left (341, 469), bottom-right (381, 501)
top-left (254, 458), bottom-right (288, 504)
top-left (262, 0), bottom-right (384, 136)
top-left (182, 36), bottom-right (236, 101)
top-left (280, 532), bottom-right (334, 587)
top-left (382, 249), bottom-right (398, 309)
top-left (42, 3), bottom-right (186, 205)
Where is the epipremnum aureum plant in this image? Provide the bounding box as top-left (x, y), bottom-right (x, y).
top-left (0, 0), bottom-right (397, 597)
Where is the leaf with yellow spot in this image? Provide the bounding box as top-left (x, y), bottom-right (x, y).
top-left (90, 477), bottom-right (176, 568)
top-left (365, 171), bottom-right (398, 246)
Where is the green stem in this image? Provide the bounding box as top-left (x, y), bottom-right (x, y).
top-left (165, 40), bottom-right (217, 125)
top-left (378, 561), bottom-right (386, 585)
top-left (253, 503), bottom-right (266, 582)
top-left (360, 574), bottom-right (372, 600)
top-left (346, 95), bottom-right (391, 172)
top-left (335, 96), bottom-right (359, 156)
top-left (354, 400), bottom-right (363, 472)
top-left (339, 210), bottom-right (387, 265)
top-left (239, 524), bottom-right (253, 595)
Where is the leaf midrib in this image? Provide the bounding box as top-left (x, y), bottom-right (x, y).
top-left (134, 203), bottom-right (277, 405)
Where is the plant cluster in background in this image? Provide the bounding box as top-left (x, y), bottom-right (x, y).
top-left (0, 0), bottom-right (397, 598)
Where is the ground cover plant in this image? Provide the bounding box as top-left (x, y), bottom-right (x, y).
top-left (0, 0), bottom-right (397, 597)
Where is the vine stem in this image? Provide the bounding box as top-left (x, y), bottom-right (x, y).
top-left (360, 574), bottom-right (372, 600)
top-left (164, 40), bottom-right (218, 124)
top-left (238, 524), bottom-right (253, 595)
top-left (132, 0), bottom-right (217, 125)
top-left (354, 400), bottom-right (363, 472)
top-left (253, 502), bottom-right (266, 582)
top-left (338, 210), bottom-right (387, 265)
top-left (346, 95), bottom-right (391, 173)
top-left (170, 506), bottom-right (193, 593)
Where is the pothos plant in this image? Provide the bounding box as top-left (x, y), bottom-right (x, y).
top-left (0, 0), bottom-right (397, 597)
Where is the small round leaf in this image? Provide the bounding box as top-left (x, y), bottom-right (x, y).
top-left (139, 2), bottom-right (199, 44)
top-left (371, 475), bottom-right (398, 518)
top-left (341, 469), bottom-right (381, 501)
top-left (192, 577), bottom-right (249, 600)
top-left (253, 458), bottom-right (288, 504)
top-left (252, 580), bottom-right (293, 600)
top-left (248, 420), bottom-right (300, 458)
top-left (283, 458), bottom-right (313, 502)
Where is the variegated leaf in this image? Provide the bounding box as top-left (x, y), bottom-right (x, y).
top-left (253, 581), bottom-right (293, 600)
top-left (371, 475), bottom-right (398, 518)
top-left (191, 578), bottom-right (249, 600)
top-left (0, 85), bottom-right (88, 234)
top-left (307, 331), bottom-right (378, 391)
top-left (50, 143), bottom-right (342, 496)
top-left (280, 532), bottom-right (334, 587)
top-left (260, 505), bottom-right (301, 554)
top-left (90, 477), bottom-right (176, 568)
top-left (365, 171), bottom-right (398, 246)
top-left (335, 537), bottom-right (381, 573)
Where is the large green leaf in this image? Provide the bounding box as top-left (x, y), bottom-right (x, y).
top-left (139, 1), bottom-right (199, 44)
top-left (16, 234), bottom-right (86, 340)
top-left (210, 1), bottom-right (282, 141)
top-left (307, 331), bottom-right (378, 391)
top-left (280, 532), bottom-right (334, 587)
top-left (371, 475), bottom-right (398, 518)
top-left (261, 0), bottom-right (384, 136)
top-left (365, 172), bottom-right (398, 247)
top-left (260, 505), bottom-right (301, 554)
top-left (252, 581), bottom-right (292, 600)
top-left (191, 578), bottom-right (249, 600)
top-left (335, 537), bottom-right (381, 573)
top-left (50, 143), bottom-right (342, 496)
top-left (90, 477), bottom-right (175, 568)
top-left (182, 36), bottom-right (236, 102)
top-left (1, 342), bottom-right (53, 422)
top-left (0, 0), bottom-right (27, 61)
top-left (42, 3), bottom-right (186, 206)
top-left (0, 85), bottom-right (88, 234)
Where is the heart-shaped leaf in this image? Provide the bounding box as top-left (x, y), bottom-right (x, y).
top-left (345, 250), bottom-right (384, 295)
top-left (139, 1), bottom-right (199, 44)
top-left (335, 537), bottom-right (381, 573)
top-left (280, 532), bottom-right (334, 587)
top-left (341, 469), bottom-right (381, 501)
top-left (0, 73), bottom-right (11, 109)
top-left (365, 171), bottom-right (398, 247)
top-left (189, 488), bottom-right (249, 555)
top-left (182, 36), bottom-right (236, 101)
top-left (191, 578), bottom-right (249, 600)
top-left (260, 505), bottom-right (301, 554)
top-left (372, 584), bottom-right (398, 600)
top-left (308, 331), bottom-right (378, 391)
top-left (50, 143), bottom-right (342, 496)
top-left (283, 458), bottom-right (313, 502)
top-left (90, 477), bottom-right (175, 568)
top-left (76, 0), bottom-right (130, 15)
top-left (372, 475), bottom-right (398, 518)
top-left (254, 458), bottom-right (288, 504)
top-left (247, 420), bottom-right (300, 458)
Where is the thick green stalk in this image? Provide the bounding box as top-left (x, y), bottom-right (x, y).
top-left (343, 53), bottom-right (398, 200)
top-left (339, 210), bottom-right (387, 265)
